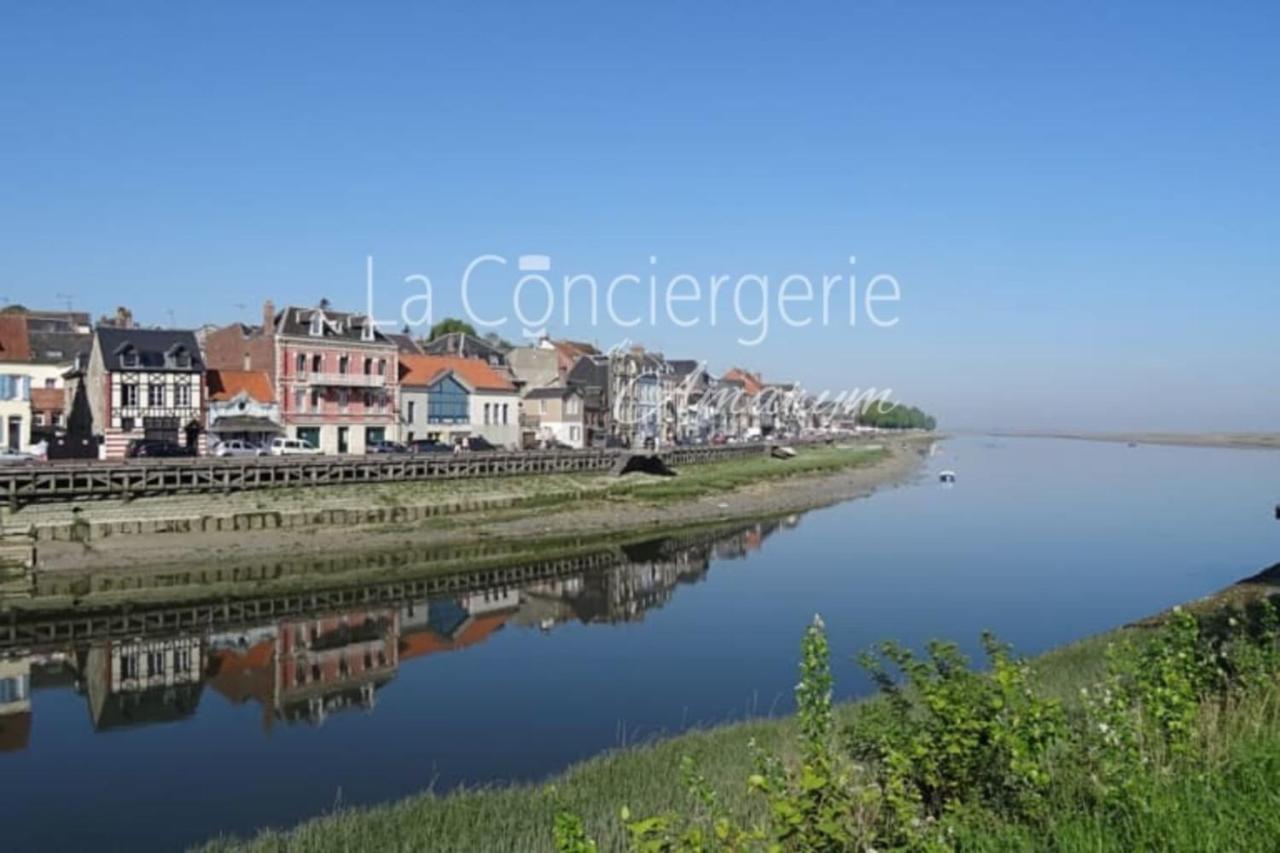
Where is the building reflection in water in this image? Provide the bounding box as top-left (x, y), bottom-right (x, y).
top-left (0, 518), bottom-right (794, 749)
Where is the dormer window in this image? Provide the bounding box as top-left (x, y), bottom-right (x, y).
top-left (119, 345), bottom-right (139, 368)
top-left (309, 312), bottom-right (324, 337)
top-left (361, 319), bottom-right (376, 342)
top-left (167, 345), bottom-right (191, 369)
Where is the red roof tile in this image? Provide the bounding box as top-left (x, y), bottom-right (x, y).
top-left (206, 369), bottom-right (275, 403)
top-left (0, 315), bottom-right (31, 363)
top-left (723, 368), bottom-right (764, 396)
top-left (399, 354), bottom-right (515, 392)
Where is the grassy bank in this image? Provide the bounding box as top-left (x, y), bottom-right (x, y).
top-left (199, 574), bottom-right (1280, 852)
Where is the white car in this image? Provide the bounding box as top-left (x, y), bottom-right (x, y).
top-left (268, 437), bottom-right (322, 456)
top-left (214, 439), bottom-right (267, 458)
top-left (0, 448), bottom-right (37, 465)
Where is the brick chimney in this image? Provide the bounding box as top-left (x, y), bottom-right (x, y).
top-left (262, 300), bottom-right (276, 334)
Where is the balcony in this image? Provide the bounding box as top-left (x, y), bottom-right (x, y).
top-left (300, 372), bottom-right (388, 388)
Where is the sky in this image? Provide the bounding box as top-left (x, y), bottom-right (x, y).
top-left (1, 2), bottom-right (1276, 431)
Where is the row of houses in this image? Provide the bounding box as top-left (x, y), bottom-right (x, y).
top-left (0, 300), bottom-right (830, 458)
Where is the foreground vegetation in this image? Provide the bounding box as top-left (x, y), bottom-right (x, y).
top-left (201, 584), bottom-right (1280, 852)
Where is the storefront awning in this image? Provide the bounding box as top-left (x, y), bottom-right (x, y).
top-left (208, 416), bottom-right (283, 434)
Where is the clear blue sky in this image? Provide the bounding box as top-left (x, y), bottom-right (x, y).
top-left (2, 2), bottom-right (1276, 430)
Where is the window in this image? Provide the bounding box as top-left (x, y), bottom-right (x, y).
top-left (296, 353), bottom-right (307, 375)
top-left (147, 651), bottom-right (165, 678)
top-left (338, 389), bottom-right (349, 411)
top-left (309, 314), bottom-right (323, 336)
top-left (295, 389), bottom-right (306, 413)
top-left (483, 403), bottom-right (491, 425)
top-left (0, 375), bottom-right (29, 401)
top-left (338, 356), bottom-right (350, 375)
top-left (539, 399), bottom-right (547, 415)
top-left (502, 404), bottom-right (509, 425)
top-left (312, 354), bottom-right (323, 373)
top-left (174, 383), bottom-right (191, 408)
top-left (44, 378), bottom-right (56, 389)
top-left (120, 347), bottom-right (138, 367)
top-left (378, 359), bottom-right (387, 376)
top-left (363, 390), bottom-right (373, 408)
top-left (120, 654), bottom-right (138, 680)
top-left (427, 376), bottom-right (469, 424)
top-left (406, 400), bottom-right (416, 422)
top-left (567, 396), bottom-right (580, 415)
top-left (364, 357), bottom-right (373, 375)
top-left (570, 426), bottom-right (581, 442)
top-left (121, 416), bottom-right (135, 432)
top-left (34, 412), bottom-right (45, 426)
top-left (175, 647), bottom-right (191, 673)
top-left (121, 383), bottom-right (139, 407)
top-left (148, 384), bottom-right (165, 407)
top-left (311, 389), bottom-right (323, 411)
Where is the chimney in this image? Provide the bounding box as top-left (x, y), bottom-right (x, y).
top-left (262, 300), bottom-right (276, 334)
top-left (115, 306), bottom-right (133, 328)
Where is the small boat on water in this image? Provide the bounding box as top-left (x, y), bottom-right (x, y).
top-left (939, 470), bottom-right (957, 483)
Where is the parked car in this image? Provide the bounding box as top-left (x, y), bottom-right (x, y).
top-left (367, 441), bottom-right (408, 454)
top-left (126, 439), bottom-right (193, 458)
top-left (0, 448), bottom-right (38, 465)
top-left (213, 439), bottom-right (267, 458)
top-left (406, 439), bottom-right (452, 454)
top-left (268, 437), bottom-right (322, 456)
top-left (460, 436), bottom-right (497, 452)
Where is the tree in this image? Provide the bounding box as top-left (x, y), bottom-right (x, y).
top-left (427, 317), bottom-right (478, 340)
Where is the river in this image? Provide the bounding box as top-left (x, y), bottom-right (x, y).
top-left (1, 436), bottom-right (1278, 850)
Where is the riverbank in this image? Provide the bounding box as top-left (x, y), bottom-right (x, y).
top-left (198, 561), bottom-right (1280, 853)
top-left (990, 430), bottom-right (1280, 450)
top-left (29, 438), bottom-right (932, 575)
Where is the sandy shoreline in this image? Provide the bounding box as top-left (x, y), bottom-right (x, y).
top-left (990, 430), bottom-right (1280, 451)
top-left (33, 438), bottom-right (934, 575)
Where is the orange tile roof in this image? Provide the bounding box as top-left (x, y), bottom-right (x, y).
top-left (723, 368), bottom-right (764, 396)
top-left (399, 354), bottom-right (515, 392)
top-left (399, 612), bottom-right (511, 661)
top-left (206, 369), bottom-right (275, 403)
top-left (0, 315), bottom-right (31, 363)
top-left (30, 388), bottom-right (63, 413)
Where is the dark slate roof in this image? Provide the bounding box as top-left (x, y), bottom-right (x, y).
top-left (525, 385), bottom-right (580, 400)
top-left (386, 333), bottom-right (423, 355)
top-left (28, 330), bottom-right (92, 365)
top-left (95, 327), bottom-right (204, 372)
top-left (567, 355), bottom-right (609, 388)
top-left (667, 359), bottom-right (701, 377)
top-left (274, 306), bottom-right (394, 345)
top-left (422, 332), bottom-right (509, 362)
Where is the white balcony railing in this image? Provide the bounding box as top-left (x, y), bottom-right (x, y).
top-left (301, 372), bottom-right (388, 388)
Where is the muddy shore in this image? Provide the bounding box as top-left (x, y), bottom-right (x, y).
top-left (34, 437), bottom-right (933, 574)
top-left (991, 430), bottom-right (1280, 450)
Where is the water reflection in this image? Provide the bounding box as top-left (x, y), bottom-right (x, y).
top-left (0, 517), bottom-right (794, 748)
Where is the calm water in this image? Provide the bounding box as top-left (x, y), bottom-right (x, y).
top-left (2, 436), bottom-right (1278, 851)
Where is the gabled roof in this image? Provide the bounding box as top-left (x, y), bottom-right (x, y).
top-left (385, 333), bottom-right (424, 355)
top-left (0, 315), bottom-right (31, 363)
top-left (274, 305), bottom-right (394, 346)
top-left (206, 369), bottom-right (275, 403)
top-left (667, 359), bottom-right (701, 377)
top-left (547, 339), bottom-right (599, 362)
top-left (567, 354), bottom-right (609, 388)
top-left (95, 327), bottom-right (204, 372)
top-left (723, 367), bottom-right (764, 396)
top-left (399, 354), bottom-right (516, 392)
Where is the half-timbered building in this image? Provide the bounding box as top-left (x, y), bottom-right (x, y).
top-left (81, 327), bottom-right (206, 457)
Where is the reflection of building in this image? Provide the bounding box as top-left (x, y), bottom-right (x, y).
top-left (210, 609), bottom-right (400, 728)
top-left (0, 656), bottom-right (32, 752)
top-left (399, 589), bottom-right (519, 660)
top-left (80, 636), bottom-right (205, 730)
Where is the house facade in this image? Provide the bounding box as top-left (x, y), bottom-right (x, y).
top-left (205, 369), bottom-right (282, 448)
top-left (398, 354), bottom-right (519, 447)
top-left (524, 385), bottom-right (587, 448)
top-left (204, 302), bottom-right (400, 454)
top-left (79, 327), bottom-right (206, 458)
